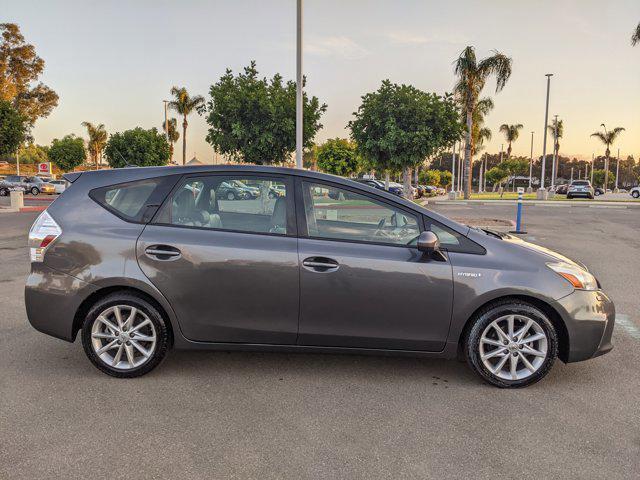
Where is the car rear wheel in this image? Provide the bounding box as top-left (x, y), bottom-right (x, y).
top-left (632, 191), bottom-right (640, 199)
top-left (227, 191), bottom-right (235, 200)
top-left (465, 300), bottom-right (558, 388)
top-left (30, 187), bottom-right (39, 195)
top-left (81, 292), bottom-right (170, 378)
top-left (0, 188), bottom-right (8, 196)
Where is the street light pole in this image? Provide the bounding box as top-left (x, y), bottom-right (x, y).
top-left (551, 114), bottom-right (558, 189)
top-left (528, 131), bottom-right (534, 192)
top-left (295, 0), bottom-right (303, 169)
top-left (450, 142), bottom-right (456, 198)
top-left (615, 147), bottom-right (620, 191)
top-left (590, 153), bottom-right (594, 185)
top-left (539, 74), bottom-right (553, 199)
top-left (163, 100), bottom-right (169, 142)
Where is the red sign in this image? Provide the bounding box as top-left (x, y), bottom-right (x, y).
top-left (38, 162), bottom-right (50, 174)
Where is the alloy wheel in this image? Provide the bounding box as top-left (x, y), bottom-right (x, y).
top-left (479, 314), bottom-right (548, 381)
top-left (90, 305), bottom-right (157, 370)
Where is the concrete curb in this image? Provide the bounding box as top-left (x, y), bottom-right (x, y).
top-left (0, 206), bottom-right (46, 214)
top-left (425, 199), bottom-right (640, 209)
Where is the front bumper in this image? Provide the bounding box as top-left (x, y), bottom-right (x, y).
top-left (25, 263), bottom-right (98, 342)
top-left (553, 289), bottom-right (615, 362)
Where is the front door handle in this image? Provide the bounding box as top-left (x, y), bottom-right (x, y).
top-left (145, 245), bottom-right (181, 260)
top-left (302, 257), bottom-right (339, 272)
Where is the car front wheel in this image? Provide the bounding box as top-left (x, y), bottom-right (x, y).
top-left (81, 292), bottom-right (170, 378)
top-left (0, 188), bottom-right (8, 196)
top-left (632, 191), bottom-right (640, 199)
top-left (465, 300), bottom-right (558, 388)
top-left (30, 187), bottom-right (40, 195)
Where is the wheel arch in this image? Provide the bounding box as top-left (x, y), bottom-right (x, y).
top-left (72, 285), bottom-right (175, 346)
top-left (457, 294), bottom-right (570, 363)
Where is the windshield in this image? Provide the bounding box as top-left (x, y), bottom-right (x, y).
top-left (571, 181), bottom-right (590, 186)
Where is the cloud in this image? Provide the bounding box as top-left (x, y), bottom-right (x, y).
top-left (306, 36), bottom-right (370, 60)
top-left (385, 31), bottom-right (467, 46)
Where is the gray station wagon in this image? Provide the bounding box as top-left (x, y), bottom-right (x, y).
top-left (25, 166), bottom-right (615, 387)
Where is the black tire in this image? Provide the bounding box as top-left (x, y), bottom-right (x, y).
top-left (567, 195), bottom-right (572, 199)
top-left (632, 191), bottom-right (640, 199)
top-left (227, 191), bottom-right (235, 200)
top-left (0, 187), bottom-right (8, 197)
top-left (464, 299), bottom-right (558, 388)
top-left (30, 187), bottom-right (39, 196)
top-left (81, 292), bottom-right (170, 378)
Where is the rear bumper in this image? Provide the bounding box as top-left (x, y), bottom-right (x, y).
top-left (553, 289), bottom-right (615, 362)
top-left (25, 263), bottom-right (98, 342)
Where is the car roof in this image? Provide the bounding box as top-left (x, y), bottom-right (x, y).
top-left (70, 165), bottom-right (469, 234)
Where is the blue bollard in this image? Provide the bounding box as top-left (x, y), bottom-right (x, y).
top-left (510, 188), bottom-right (527, 234)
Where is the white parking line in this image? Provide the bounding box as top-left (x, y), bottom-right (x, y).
top-left (616, 314), bottom-right (640, 340)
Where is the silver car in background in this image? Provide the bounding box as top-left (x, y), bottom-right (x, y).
top-left (566, 180), bottom-right (594, 199)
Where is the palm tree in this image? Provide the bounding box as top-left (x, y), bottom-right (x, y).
top-left (632, 22), bottom-right (640, 46)
top-left (471, 97), bottom-right (493, 157)
top-left (499, 124), bottom-right (523, 158)
top-left (81, 122), bottom-right (108, 169)
top-left (591, 126), bottom-right (625, 190)
top-left (546, 118), bottom-right (564, 180)
top-left (162, 118), bottom-right (180, 163)
top-left (168, 87), bottom-right (205, 165)
top-left (454, 46), bottom-right (513, 199)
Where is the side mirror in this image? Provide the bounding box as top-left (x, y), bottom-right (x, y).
top-left (417, 231), bottom-right (440, 253)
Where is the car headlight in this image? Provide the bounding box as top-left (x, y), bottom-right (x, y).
top-left (547, 262), bottom-right (598, 290)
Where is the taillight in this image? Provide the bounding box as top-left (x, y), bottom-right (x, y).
top-left (28, 211), bottom-right (62, 262)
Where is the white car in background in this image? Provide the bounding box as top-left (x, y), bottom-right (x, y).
top-left (630, 186), bottom-right (640, 199)
top-left (49, 179), bottom-right (69, 194)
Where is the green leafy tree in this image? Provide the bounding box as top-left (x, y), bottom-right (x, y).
top-left (18, 143), bottom-right (48, 164)
top-left (419, 169), bottom-right (441, 186)
top-left (205, 61), bottom-right (326, 165)
top-left (82, 122), bottom-right (108, 169)
top-left (349, 80), bottom-right (463, 198)
top-left (454, 46), bottom-right (513, 199)
top-left (162, 118), bottom-right (179, 162)
top-left (592, 169), bottom-right (615, 188)
top-left (499, 123), bottom-right (523, 158)
top-left (439, 170), bottom-right (452, 188)
top-left (48, 135), bottom-right (86, 172)
top-left (316, 138), bottom-right (359, 176)
top-left (632, 22), bottom-right (640, 46)
top-left (104, 127), bottom-right (170, 168)
top-left (485, 166), bottom-right (509, 191)
top-left (0, 99), bottom-right (26, 156)
top-left (168, 87), bottom-right (205, 165)
top-left (590, 126), bottom-right (625, 190)
top-left (0, 24), bottom-right (58, 127)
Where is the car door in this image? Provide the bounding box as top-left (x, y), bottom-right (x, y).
top-left (137, 173), bottom-right (299, 344)
top-left (296, 179), bottom-right (454, 351)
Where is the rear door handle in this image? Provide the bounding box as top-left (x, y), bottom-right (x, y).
top-left (145, 245), bottom-right (181, 260)
top-left (302, 257), bottom-right (339, 272)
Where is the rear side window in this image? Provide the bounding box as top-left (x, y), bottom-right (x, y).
top-left (91, 177), bottom-right (177, 223)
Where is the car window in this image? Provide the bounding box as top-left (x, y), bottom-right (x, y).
top-left (571, 181), bottom-right (590, 186)
top-left (155, 176), bottom-right (289, 235)
top-left (302, 181), bottom-right (419, 246)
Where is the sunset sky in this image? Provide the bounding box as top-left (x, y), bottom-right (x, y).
top-left (4, 0), bottom-right (640, 163)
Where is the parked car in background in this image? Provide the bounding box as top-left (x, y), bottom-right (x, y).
top-left (555, 184), bottom-right (569, 195)
top-left (1, 175), bottom-right (29, 196)
top-left (216, 180), bottom-right (253, 200)
top-left (567, 180), bottom-right (594, 199)
top-left (354, 178), bottom-right (404, 197)
top-left (25, 165), bottom-right (615, 388)
top-left (49, 179), bottom-right (69, 194)
top-left (3, 175), bottom-right (56, 195)
top-left (629, 187), bottom-right (640, 199)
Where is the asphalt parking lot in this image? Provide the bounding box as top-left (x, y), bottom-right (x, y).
top-left (1, 205), bottom-right (639, 479)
